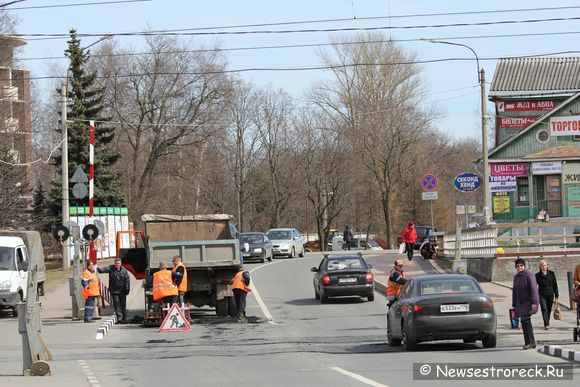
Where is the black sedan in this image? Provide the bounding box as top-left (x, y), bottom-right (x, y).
top-left (311, 254), bottom-right (375, 303)
top-left (240, 232), bottom-right (273, 263)
top-left (387, 274), bottom-right (496, 351)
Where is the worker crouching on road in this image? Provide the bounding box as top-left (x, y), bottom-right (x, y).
top-left (386, 259), bottom-right (407, 308)
top-left (81, 261), bottom-right (101, 323)
top-left (97, 257), bottom-right (130, 324)
top-left (172, 255), bottom-right (187, 307)
top-left (232, 267), bottom-right (251, 323)
top-left (151, 261), bottom-right (181, 306)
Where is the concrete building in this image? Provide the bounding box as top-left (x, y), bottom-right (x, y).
top-left (0, 36), bottom-right (32, 197)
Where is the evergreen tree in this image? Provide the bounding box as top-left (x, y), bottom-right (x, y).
top-left (31, 181), bottom-right (49, 231)
top-left (47, 29), bottom-right (125, 225)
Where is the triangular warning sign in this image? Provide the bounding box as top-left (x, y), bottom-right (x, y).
top-left (159, 304), bottom-right (191, 332)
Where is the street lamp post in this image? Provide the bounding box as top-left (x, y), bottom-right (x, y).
top-left (425, 39), bottom-right (491, 224)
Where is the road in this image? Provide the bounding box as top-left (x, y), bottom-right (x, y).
top-left (0, 251), bottom-right (578, 386)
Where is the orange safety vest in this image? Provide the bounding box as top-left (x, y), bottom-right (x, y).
top-left (232, 271), bottom-right (249, 292)
top-left (172, 262), bottom-right (188, 292)
top-left (82, 269), bottom-right (100, 300)
top-left (386, 268), bottom-right (405, 298)
top-left (152, 269), bottom-right (178, 301)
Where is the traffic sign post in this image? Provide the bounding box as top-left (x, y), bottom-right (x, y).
top-left (421, 174), bottom-right (439, 192)
top-left (421, 190), bottom-right (438, 230)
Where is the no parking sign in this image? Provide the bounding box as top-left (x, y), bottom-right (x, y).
top-left (421, 174), bottom-right (439, 192)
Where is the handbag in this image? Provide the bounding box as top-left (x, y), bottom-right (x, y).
top-left (553, 300), bottom-right (561, 320)
top-left (509, 308), bottom-right (519, 329)
top-left (398, 242), bottom-right (406, 255)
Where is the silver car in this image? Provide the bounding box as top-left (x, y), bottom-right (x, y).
top-left (267, 228), bottom-right (305, 258)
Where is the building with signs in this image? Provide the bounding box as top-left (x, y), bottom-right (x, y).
top-left (488, 57), bottom-right (580, 221)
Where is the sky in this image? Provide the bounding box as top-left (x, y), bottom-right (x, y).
top-left (6, 0), bottom-right (580, 142)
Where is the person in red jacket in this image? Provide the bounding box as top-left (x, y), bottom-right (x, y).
top-left (402, 222), bottom-right (417, 261)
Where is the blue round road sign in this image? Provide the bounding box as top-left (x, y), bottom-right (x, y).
top-left (421, 174), bottom-right (439, 192)
top-left (453, 172), bottom-right (482, 192)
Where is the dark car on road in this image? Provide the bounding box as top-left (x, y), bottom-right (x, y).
top-left (387, 274), bottom-right (496, 351)
top-left (311, 254), bottom-right (375, 303)
top-left (240, 232), bottom-right (273, 263)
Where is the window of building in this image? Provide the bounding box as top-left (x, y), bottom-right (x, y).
top-left (536, 129), bottom-right (550, 143)
top-left (517, 177), bottom-right (529, 205)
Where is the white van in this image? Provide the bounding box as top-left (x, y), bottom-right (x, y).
top-left (0, 231), bottom-right (46, 316)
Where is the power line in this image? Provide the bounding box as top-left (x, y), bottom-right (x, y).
top-left (15, 15), bottom-right (580, 40)
top-left (4, 0), bottom-right (151, 10)
top-left (16, 51), bottom-right (580, 82)
top-left (20, 31), bottom-right (580, 62)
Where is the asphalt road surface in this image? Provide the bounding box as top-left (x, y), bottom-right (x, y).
top-left (0, 252), bottom-right (578, 386)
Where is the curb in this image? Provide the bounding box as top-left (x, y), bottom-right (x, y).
top-left (537, 345), bottom-right (580, 363)
top-left (96, 315), bottom-right (117, 340)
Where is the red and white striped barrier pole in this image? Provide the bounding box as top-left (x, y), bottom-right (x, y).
top-left (89, 120), bottom-right (97, 264)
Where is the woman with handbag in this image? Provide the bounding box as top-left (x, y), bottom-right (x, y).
top-left (535, 260), bottom-right (559, 330)
top-left (512, 258), bottom-right (540, 350)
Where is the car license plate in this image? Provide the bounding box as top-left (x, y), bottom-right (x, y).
top-left (339, 277), bottom-right (357, 283)
top-left (440, 304), bottom-right (469, 313)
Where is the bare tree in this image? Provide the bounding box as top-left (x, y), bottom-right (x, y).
top-left (221, 80), bottom-right (263, 232)
top-left (294, 109), bottom-right (348, 250)
top-left (310, 33), bottom-right (439, 247)
top-left (96, 35), bottom-right (232, 216)
top-left (253, 87), bottom-right (297, 228)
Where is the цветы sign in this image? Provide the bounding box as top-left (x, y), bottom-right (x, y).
top-left (491, 163), bottom-right (528, 177)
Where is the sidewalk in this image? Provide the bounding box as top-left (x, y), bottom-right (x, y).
top-left (366, 251), bottom-right (580, 362)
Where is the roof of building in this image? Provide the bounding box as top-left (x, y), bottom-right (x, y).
top-left (490, 57), bottom-right (580, 98)
top-left (522, 146), bottom-right (580, 159)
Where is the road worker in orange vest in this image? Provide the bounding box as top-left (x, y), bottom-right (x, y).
top-left (172, 255), bottom-right (187, 307)
top-left (152, 261), bottom-right (181, 305)
top-left (387, 259), bottom-right (407, 308)
top-left (81, 261), bottom-right (101, 323)
top-left (232, 266), bottom-right (251, 323)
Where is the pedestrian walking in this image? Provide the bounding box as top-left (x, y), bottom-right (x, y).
top-left (97, 257), bottom-right (130, 323)
top-left (401, 222), bottom-right (417, 261)
top-left (81, 261), bottom-right (100, 323)
top-left (343, 225), bottom-right (354, 250)
top-left (512, 258), bottom-right (540, 349)
top-left (171, 255), bottom-right (187, 307)
top-left (232, 267), bottom-right (251, 323)
top-left (386, 259), bottom-right (407, 308)
top-left (535, 260), bottom-right (559, 330)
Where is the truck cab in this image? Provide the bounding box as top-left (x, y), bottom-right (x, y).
top-left (0, 236), bottom-right (30, 315)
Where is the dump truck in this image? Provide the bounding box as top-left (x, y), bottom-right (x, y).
top-left (0, 230), bottom-right (46, 316)
top-left (117, 214), bottom-right (242, 326)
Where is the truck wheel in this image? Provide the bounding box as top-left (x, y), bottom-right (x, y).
top-left (216, 298), bottom-right (229, 316)
top-left (228, 297), bottom-right (237, 318)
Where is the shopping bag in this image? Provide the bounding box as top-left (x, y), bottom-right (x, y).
top-left (509, 308), bottom-right (519, 329)
top-left (398, 242), bottom-right (406, 255)
top-left (553, 300), bottom-right (561, 320)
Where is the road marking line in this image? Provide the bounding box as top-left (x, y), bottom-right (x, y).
top-left (78, 360), bottom-right (102, 387)
top-left (330, 367), bottom-right (389, 387)
top-left (249, 261), bottom-right (282, 325)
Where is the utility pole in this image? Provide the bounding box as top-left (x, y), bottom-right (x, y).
top-left (481, 69), bottom-right (491, 223)
top-left (61, 84), bottom-right (70, 269)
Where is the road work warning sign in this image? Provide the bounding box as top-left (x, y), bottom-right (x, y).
top-left (159, 304), bottom-right (191, 332)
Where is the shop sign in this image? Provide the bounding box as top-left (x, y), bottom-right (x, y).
top-left (567, 187), bottom-right (580, 217)
top-left (550, 115), bottom-right (580, 136)
top-left (493, 196), bottom-right (511, 214)
top-left (531, 161), bottom-right (562, 175)
top-left (453, 173), bottom-right (481, 192)
top-left (489, 175), bottom-right (517, 192)
top-left (562, 162), bottom-right (580, 185)
top-left (498, 116), bottom-right (538, 128)
top-left (491, 163), bottom-right (528, 177)
top-left (497, 100), bottom-right (555, 112)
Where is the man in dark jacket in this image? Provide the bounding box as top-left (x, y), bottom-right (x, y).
top-left (512, 258), bottom-right (540, 350)
top-left (97, 258), bottom-right (131, 323)
top-left (535, 260), bottom-right (559, 330)
top-left (343, 226), bottom-right (354, 250)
